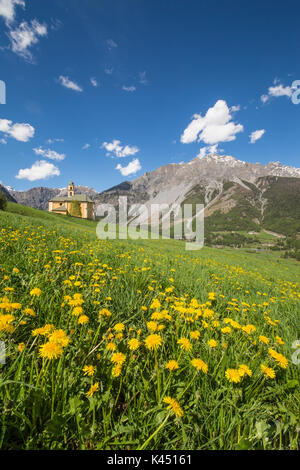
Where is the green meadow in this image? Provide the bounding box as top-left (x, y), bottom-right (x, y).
top-left (0, 203), bottom-right (299, 450)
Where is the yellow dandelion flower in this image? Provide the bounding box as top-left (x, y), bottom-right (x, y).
top-left (150, 299), bottom-right (161, 309)
top-left (112, 364), bottom-right (122, 378)
top-left (99, 308), bottom-right (112, 318)
top-left (23, 308), bottom-right (35, 317)
top-left (225, 368), bottom-right (242, 383)
top-left (238, 364), bottom-right (252, 377)
top-left (166, 360), bottom-right (179, 371)
top-left (163, 396), bottom-right (183, 418)
top-left (191, 358), bottom-right (208, 374)
top-left (30, 288), bottom-right (42, 297)
top-left (85, 382), bottom-right (99, 397)
top-left (221, 327), bottom-right (231, 334)
top-left (259, 335), bottom-right (270, 345)
top-left (261, 364), bottom-right (276, 379)
top-left (147, 321), bottom-right (158, 332)
top-left (128, 338), bottom-right (140, 351)
top-left (82, 365), bottom-right (95, 376)
top-left (208, 339), bottom-right (217, 348)
top-left (276, 336), bottom-right (284, 346)
top-left (177, 337), bottom-right (191, 351)
top-left (39, 342), bottom-right (63, 360)
top-left (106, 342), bottom-right (117, 351)
top-left (268, 349), bottom-right (288, 369)
top-left (72, 306), bottom-right (83, 316)
top-left (78, 315), bottom-right (89, 325)
top-left (17, 342), bottom-right (25, 352)
top-left (114, 323), bottom-right (125, 332)
top-left (111, 352), bottom-right (126, 365)
top-left (190, 330), bottom-right (200, 340)
top-left (145, 334), bottom-right (163, 351)
top-left (48, 329), bottom-right (69, 347)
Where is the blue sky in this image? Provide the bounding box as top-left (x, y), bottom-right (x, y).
top-left (0, 0), bottom-right (300, 192)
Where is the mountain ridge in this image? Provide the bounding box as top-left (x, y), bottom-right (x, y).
top-left (2, 155), bottom-right (300, 238)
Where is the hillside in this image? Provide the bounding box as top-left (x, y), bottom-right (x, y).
top-left (3, 155), bottom-right (300, 242)
top-left (0, 202), bottom-right (299, 450)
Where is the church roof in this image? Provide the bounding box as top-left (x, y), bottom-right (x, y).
top-left (50, 194), bottom-right (94, 203)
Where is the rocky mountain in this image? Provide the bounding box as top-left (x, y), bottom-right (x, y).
top-left (0, 184), bottom-right (17, 202)
top-left (3, 154), bottom-right (300, 237)
top-left (93, 154), bottom-right (300, 236)
top-left (9, 185), bottom-right (98, 211)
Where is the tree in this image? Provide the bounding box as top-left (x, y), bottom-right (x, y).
top-left (69, 201), bottom-right (82, 218)
top-left (0, 191), bottom-right (7, 211)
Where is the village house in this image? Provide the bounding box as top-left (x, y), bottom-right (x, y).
top-left (48, 181), bottom-right (95, 220)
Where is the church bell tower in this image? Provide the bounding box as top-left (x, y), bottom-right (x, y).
top-left (68, 181), bottom-right (75, 197)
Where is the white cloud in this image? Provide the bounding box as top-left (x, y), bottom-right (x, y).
top-left (197, 144), bottom-right (219, 158)
top-left (122, 85), bottom-right (136, 92)
top-left (106, 39), bottom-right (117, 50)
top-left (0, 118), bottom-right (35, 141)
top-left (102, 139), bottom-right (139, 158)
top-left (230, 105), bottom-right (240, 112)
top-left (249, 129), bottom-right (265, 144)
top-left (8, 19), bottom-right (47, 61)
top-left (58, 75), bottom-right (83, 92)
top-left (16, 160), bottom-right (60, 181)
top-left (116, 158), bottom-right (141, 176)
top-left (82, 143), bottom-right (90, 150)
top-left (90, 77), bottom-right (98, 87)
top-left (0, 137), bottom-right (7, 144)
top-left (46, 138), bottom-right (64, 144)
top-left (181, 100), bottom-right (244, 145)
top-left (0, 0), bottom-right (24, 24)
top-left (261, 94), bottom-right (269, 104)
top-left (0, 118), bottom-right (12, 133)
top-left (33, 147), bottom-right (66, 161)
top-left (261, 81), bottom-right (296, 103)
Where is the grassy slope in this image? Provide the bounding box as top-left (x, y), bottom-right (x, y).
top-left (0, 204), bottom-right (299, 450)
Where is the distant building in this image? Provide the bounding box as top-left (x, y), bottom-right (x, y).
top-left (48, 181), bottom-right (95, 220)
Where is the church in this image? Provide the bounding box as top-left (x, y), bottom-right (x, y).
top-left (48, 181), bottom-right (95, 220)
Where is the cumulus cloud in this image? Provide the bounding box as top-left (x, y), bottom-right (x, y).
top-left (0, 137), bottom-right (7, 144)
top-left (58, 75), bottom-right (83, 92)
top-left (16, 160), bottom-right (60, 181)
top-left (90, 77), bottom-right (98, 87)
top-left (197, 144), bottom-right (219, 159)
top-left (82, 143), bottom-right (90, 150)
top-left (8, 19), bottom-right (47, 61)
top-left (181, 100), bottom-right (244, 146)
top-left (261, 81), bottom-right (297, 103)
top-left (122, 85), bottom-right (136, 92)
top-left (102, 139), bottom-right (139, 158)
top-left (33, 147), bottom-right (66, 161)
top-left (116, 158), bottom-right (141, 176)
top-left (0, 0), bottom-right (24, 24)
top-left (249, 129), bottom-right (265, 144)
top-left (0, 118), bottom-right (35, 141)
